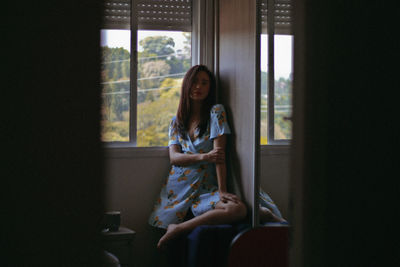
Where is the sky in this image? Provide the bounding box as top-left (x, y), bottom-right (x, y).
top-left (100, 30), bottom-right (187, 52)
top-left (101, 30), bottom-right (292, 79)
top-left (261, 34), bottom-right (293, 79)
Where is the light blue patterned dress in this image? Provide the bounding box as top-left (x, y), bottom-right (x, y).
top-left (148, 104), bottom-right (282, 229)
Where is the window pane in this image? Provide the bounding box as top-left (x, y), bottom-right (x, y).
top-left (274, 35), bottom-right (293, 140)
top-left (137, 30), bottom-right (191, 147)
top-left (260, 34), bottom-right (268, 145)
top-left (260, 34), bottom-right (293, 144)
top-left (100, 29), bottom-right (131, 142)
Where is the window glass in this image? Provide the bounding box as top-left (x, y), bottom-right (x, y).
top-left (260, 34), bottom-right (268, 145)
top-left (137, 30), bottom-right (191, 147)
top-left (100, 29), bottom-right (131, 142)
top-left (100, 0), bottom-right (192, 145)
top-left (260, 34), bottom-right (293, 144)
top-left (274, 34), bottom-right (293, 140)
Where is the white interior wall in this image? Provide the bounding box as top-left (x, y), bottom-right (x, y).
top-left (103, 147), bottom-right (170, 267)
top-left (104, 147), bottom-right (289, 266)
top-left (259, 146), bottom-right (290, 219)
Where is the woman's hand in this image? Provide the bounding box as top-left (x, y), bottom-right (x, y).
top-left (219, 191), bottom-right (240, 204)
top-left (203, 147), bottom-right (225, 163)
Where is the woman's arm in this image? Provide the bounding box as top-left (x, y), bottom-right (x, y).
top-left (214, 135), bottom-right (227, 192)
top-left (214, 135), bottom-right (239, 203)
top-left (169, 144), bottom-right (225, 166)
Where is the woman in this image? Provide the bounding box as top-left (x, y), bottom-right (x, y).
top-left (148, 65), bottom-right (284, 249)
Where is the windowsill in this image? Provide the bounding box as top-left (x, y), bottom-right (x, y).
top-left (260, 144), bottom-right (290, 156)
top-left (103, 144), bottom-right (169, 159)
top-left (103, 142), bottom-right (290, 158)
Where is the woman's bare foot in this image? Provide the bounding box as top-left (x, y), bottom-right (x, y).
top-left (260, 206), bottom-right (287, 223)
top-left (157, 224), bottom-right (182, 250)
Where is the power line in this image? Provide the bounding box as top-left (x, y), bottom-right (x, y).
top-left (101, 80), bottom-right (130, 85)
top-left (261, 105), bottom-right (291, 109)
top-left (261, 110), bottom-right (291, 113)
top-left (138, 72), bottom-right (185, 81)
top-left (138, 53), bottom-right (188, 61)
top-left (102, 59), bottom-right (130, 64)
top-left (102, 90), bottom-right (129, 96)
top-left (138, 85), bottom-right (179, 92)
top-left (101, 52), bottom-right (189, 64)
top-left (102, 85), bottom-right (180, 95)
top-left (101, 72), bottom-right (185, 85)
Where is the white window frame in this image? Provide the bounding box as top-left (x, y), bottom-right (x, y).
top-left (261, 0), bottom-right (293, 146)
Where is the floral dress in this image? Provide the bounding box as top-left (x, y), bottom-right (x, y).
top-left (148, 104), bottom-right (282, 229)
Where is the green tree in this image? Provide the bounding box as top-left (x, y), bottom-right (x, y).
top-left (101, 46), bottom-right (130, 81)
top-left (138, 60), bottom-right (171, 103)
top-left (274, 76), bottom-right (292, 139)
top-left (137, 78), bottom-right (181, 146)
top-left (166, 56), bottom-right (184, 74)
top-left (260, 73), bottom-right (293, 142)
top-left (141, 60), bottom-right (171, 79)
top-left (139, 36), bottom-right (175, 56)
top-left (182, 32), bottom-right (191, 55)
top-left (261, 71), bottom-right (268, 96)
top-left (182, 32), bottom-right (191, 70)
top-left (100, 46), bottom-right (131, 141)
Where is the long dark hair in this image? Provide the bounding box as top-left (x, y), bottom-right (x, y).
top-left (174, 65), bottom-right (216, 140)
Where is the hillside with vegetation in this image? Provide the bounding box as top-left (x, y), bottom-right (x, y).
top-left (101, 33), bottom-right (191, 146)
top-left (101, 33), bottom-right (291, 145)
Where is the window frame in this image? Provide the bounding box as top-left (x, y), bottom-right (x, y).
top-left (103, 0), bottom-right (213, 149)
top-left (101, 0), bottom-right (292, 149)
top-left (261, 0), bottom-right (293, 146)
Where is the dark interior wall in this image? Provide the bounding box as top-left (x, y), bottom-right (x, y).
top-left (2, 1), bottom-right (104, 265)
top-left (292, 1), bottom-right (398, 266)
top-left (218, 0), bottom-right (258, 223)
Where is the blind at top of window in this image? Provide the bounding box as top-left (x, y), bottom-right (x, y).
top-left (102, 0), bottom-right (192, 31)
top-left (261, 0), bottom-right (292, 35)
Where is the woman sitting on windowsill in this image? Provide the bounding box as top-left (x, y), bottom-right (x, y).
top-left (148, 64), bottom-right (285, 250)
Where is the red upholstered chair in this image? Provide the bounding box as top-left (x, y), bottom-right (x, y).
top-left (228, 224), bottom-right (289, 267)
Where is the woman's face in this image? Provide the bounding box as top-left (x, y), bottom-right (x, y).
top-left (189, 71), bottom-right (210, 101)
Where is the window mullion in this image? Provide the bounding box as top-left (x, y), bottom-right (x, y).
top-left (192, 0), bottom-right (214, 70)
top-left (214, 0), bottom-right (219, 101)
top-left (191, 0), bottom-right (200, 66)
top-left (130, 0), bottom-right (138, 145)
top-left (204, 0), bottom-right (215, 71)
top-left (267, 0), bottom-right (275, 143)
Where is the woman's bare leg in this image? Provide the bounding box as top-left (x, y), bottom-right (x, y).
top-left (259, 206), bottom-right (286, 223)
top-left (157, 200), bottom-right (247, 249)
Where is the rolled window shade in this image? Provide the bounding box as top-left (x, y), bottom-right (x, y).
top-left (137, 0), bottom-right (192, 31)
top-left (102, 0), bottom-right (192, 31)
top-left (261, 0), bottom-right (293, 35)
top-left (103, 0), bottom-right (131, 29)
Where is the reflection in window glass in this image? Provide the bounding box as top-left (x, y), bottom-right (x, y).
top-left (137, 30), bottom-right (191, 147)
top-left (260, 34), bottom-right (268, 145)
top-left (260, 34), bottom-right (293, 144)
top-left (274, 35), bottom-right (293, 141)
top-left (100, 29), bottom-right (131, 142)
